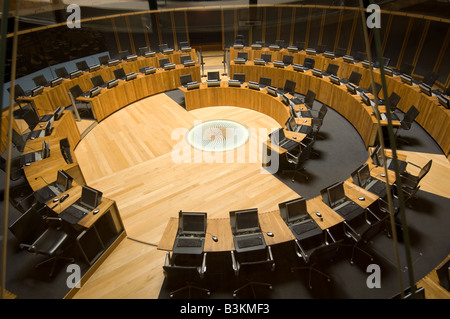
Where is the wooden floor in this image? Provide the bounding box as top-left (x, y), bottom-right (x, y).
top-left (71, 56), bottom-right (450, 299)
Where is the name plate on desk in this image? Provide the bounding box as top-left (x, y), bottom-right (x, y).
top-left (251, 44), bottom-right (262, 50)
top-left (89, 87), bottom-right (102, 98)
top-left (107, 79), bottom-right (119, 89)
top-left (438, 94), bottom-right (450, 109)
top-left (233, 58), bottom-right (246, 64)
top-left (163, 63), bottom-right (176, 71)
top-left (346, 83), bottom-right (357, 95)
top-left (361, 92), bottom-right (371, 106)
top-left (419, 83), bottom-right (432, 96)
top-left (293, 64), bottom-right (305, 72)
top-left (311, 68), bottom-right (323, 78)
top-left (330, 75), bottom-right (341, 85)
top-left (144, 51), bottom-right (156, 58)
top-left (206, 80), bottom-right (220, 87)
top-left (183, 60), bottom-right (196, 67)
top-left (287, 46), bottom-right (298, 53)
top-left (228, 79), bottom-right (241, 87)
top-left (125, 72), bottom-right (138, 81)
top-left (254, 58), bottom-right (265, 66)
top-left (269, 45), bottom-right (280, 51)
top-left (89, 64), bottom-right (101, 72)
top-left (248, 81), bottom-right (260, 90)
top-left (187, 81), bottom-right (200, 90)
top-left (69, 70), bottom-right (83, 79)
top-left (400, 74), bottom-right (413, 85)
top-left (108, 59), bottom-right (120, 66)
top-left (273, 61), bottom-right (285, 68)
top-left (126, 55), bottom-right (138, 62)
top-left (343, 55), bottom-right (355, 64)
top-left (306, 48), bottom-right (316, 55)
top-left (384, 67), bottom-right (394, 77)
top-left (142, 67), bottom-right (156, 75)
top-left (324, 51), bottom-right (335, 59)
top-left (50, 77), bottom-right (63, 87)
top-left (31, 86), bottom-right (44, 96)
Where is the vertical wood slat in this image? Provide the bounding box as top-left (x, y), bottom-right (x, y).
top-left (304, 7), bottom-right (312, 48)
top-left (276, 7), bottom-right (282, 40)
top-left (317, 8), bottom-right (326, 46)
top-left (289, 7), bottom-right (296, 46)
top-left (170, 11), bottom-right (178, 51)
top-left (347, 10), bottom-right (359, 56)
top-left (184, 11), bottom-right (190, 45)
top-left (396, 17), bottom-right (414, 70)
top-left (111, 18), bottom-right (121, 53)
top-left (262, 7), bottom-right (266, 44)
top-left (125, 16), bottom-right (136, 55)
top-left (221, 8), bottom-right (225, 50)
top-left (412, 20), bottom-right (430, 74)
top-left (333, 9), bottom-right (344, 52)
top-left (381, 14), bottom-right (393, 55)
top-left (141, 14), bottom-right (150, 50)
top-left (155, 13), bottom-right (162, 45)
top-left (433, 27), bottom-right (450, 74)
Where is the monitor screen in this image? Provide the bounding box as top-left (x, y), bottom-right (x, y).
top-left (289, 117), bottom-right (297, 131)
top-left (357, 164), bottom-right (371, 187)
top-left (56, 170), bottom-right (73, 191)
top-left (270, 128), bottom-right (285, 144)
top-left (281, 94), bottom-right (289, 106)
top-left (286, 198), bottom-right (307, 223)
top-left (113, 68), bottom-right (126, 80)
top-left (375, 146), bottom-right (385, 166)
top-left (45, 118), bottom-right (54, 136)
top-left (159, 58), bottom-right (170, 68)
top-left (53, 107), bottom-right (63, 120)
top-left (43, 140), bottom-right (50, 159)
top-left (208, 71), bottom-right (220, 81)
top-left (81, 186), bottom-right (102, 210)
top-left (266, 86), bottom-right (277, 97)
top-left (233, 73), bottom-right (245, 83)
top-left (327, 182), bottom-right (346, 208)
top-left (181, 213), bottom-right (206, 233)
top-left (235, 209), bottom-right (259, 232)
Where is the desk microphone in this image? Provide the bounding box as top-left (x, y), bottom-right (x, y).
top-left (35, 175), bottom-right (51, 186)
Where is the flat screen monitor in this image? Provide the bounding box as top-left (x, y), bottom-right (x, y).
top-left (286, 198), bottom-right (308, 223)
top-left (233, 73), bottom-right (245, 84)
top-left (327, 182), bottom-right (346, 208)
top-left (180, 212), bottom-right (206, 234)
top-left (180, 74), bottom-right (192, 86)
top-left (357, 164), bottom-right (371, 187)
top-left (259, 77), bottom-right (271, 87)
top-left (56, 170), bottom-right (73, 192)
top-left (113, 68), bottom-right (126, 80)
top-left (54, 107), bottom-right (64, 121)
top-left (438, 94), bottom-right (449, 109)
top-left (159, 58), bottom-right (170, 68)
top-left (43, 140), bottom-right (50, 159)
top-left (288, 116), bottom-right (297, 131)
top-left (80, 186), bottom-right (102, 210)
top-left (270, 128), bottom-right (285, 144)
top-left (45, 118), bottom-right (54, 136)
top-left (234, 209), bottom-right (259, 233)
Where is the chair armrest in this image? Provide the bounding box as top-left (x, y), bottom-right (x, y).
top-left (19, 243), bottom-right (36, 252)
top-left (200, 252), bottom-right (207, 277)
top-left (266, 246), bottom-right (275, 271)
top-left (230, 251), bottom-right (239, 276)
top-left (406, 161), bottom-right (422, 169)
top-left (343, 221), bottom-right (361, 242)
top-left (294, 239), bottom-right (309, 263)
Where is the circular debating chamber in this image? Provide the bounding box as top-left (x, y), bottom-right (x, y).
top-left (0, 0), bottom-right (449, 303)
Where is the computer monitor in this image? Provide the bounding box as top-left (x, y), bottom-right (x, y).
top-left (234, 209), bottom-right (259, 233)
top-left (233, 73), bottom-right (246, 84)
top-left (159, 58), bottom-right (170, 68)
top-left (282, 54), bottom-right (294, 65)
top-left (56, 170), bottom-right (73, 192)
top-left (237, 51), bottom-right (248, 60)
top-left (370, 145), bottom-right (381, 166)
top-left (269, 128), bottom-right (285, 144)
top-left (180, 55), bottom-right (191, 64)
top-left (357, 164), bottom-right (371, 187)
top-left (179, 212), bottom-right (207, 235)
top-left (207, 71), bottom-right (220, 81)
top-left (287, 116), bottom-right (297, 131)
top-left (54, 107), bottom-right (64, 121)
top-left (98, 55), bottom-right (110, 65)
top-left (113, 68), bottom-right (126, 80)
top-left (55, 67), bottom-right (69, 78)
top-left (76, 60), bottom-right (89, 71)
top-left (261, 53), bottom-right (272, 63)
top-left (43, 140), bottom-right (50, 159)
top-left (259, 77), bottom-right (271, 87)
top-left (80, 186), bottom-right (103, 210)
top-left (45, 118), bottom-right (54, 136)
top-left (327, 182), bottom-right (346, 208)
top-left (91, 75), bottom-right (105, 87)
top-left (286, 198), bottom-right (308, 223)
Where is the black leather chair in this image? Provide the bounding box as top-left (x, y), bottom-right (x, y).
top-left (387, 91), bottom-right (401, 113)
top-left (162, 252), bottom-right (210, 298)
top-left (8, 206), bottom-right (75, 277)
top-left (237, 51), bottom-right (248, 61)
top-left (258, 76), bottom-right (271, 88)
top-left (322, 63), bottom-right (339, 77)
top-left (279, 79), bottom-right (296, 95)
top-left (282, 137), bottom-right (314, 182)
top-left (303, 57), bottom-right (315, 70)
top-left (399, 159), bottom-right (432, 195)
top-left (22, 109), bottom-right (40, 131)
top-left (291, 229), bottom-right (343, 289)
top-left (302, 89), bottom-right (317, 109)
top-left (399, 62), bottom-right (414, 76)
top-left (230, 247), bottom-right (275, 298)
top-left (118, 50), bottom-right (129, 60)
top-left (32, 74), bottom-right (48, 87)
top-left (395, 105), bottom-right (420, 145)
top-left (340, 71), bottom-right (362, 86)
top-left (282, 54), bottom-right (294, 66)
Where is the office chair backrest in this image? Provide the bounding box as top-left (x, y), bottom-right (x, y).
top-left (296, 41), bottom-right (305, 50)
top-left (91, 75), bottom-right (105, 87)
top-left (356, 51), bottom-right (367, 61)
top-left (400, 63), bottom-right (414, 76)
top-left (233, 73), bottom-right (246, 83)
top-left (259, 77), bottom-right (271, 87)
top-left (261, 53), bottom-right (272, 63)
top-left (139, 46), bottom-right (148, 56)
top-left (237, 51), bottom-right (248, 60)
top-left (317, 104), bottom-right (328, 120)
top-left (335, 47), bottom-right (347, 57)
top-left (303, 57), bottom-right (315, 69)
top-left (32, 74), bottom-right (47, 87)
top-left (388, 92), bottom-right (401, 111)
top-left (76, 60), bottom-right (89, 71)
top-left (348, 71), bottom-right (362, 86)
top-left (401, 105), bottom-right (420, 130)
top-left (326, 63), bottom-right (339, 76)
top-left (369, 82), bottom-right (382, 98)
top-left (207, 71), bottom-right (220, 81)
top-left (69, 84), bottom-right (84, 99)
top-left (11, 129), bottom-right (26, 152)
top-left (284, 79), bottom-right (296, 94)
top-left (98, 55), bottom-right (109, 65)
top-left (9, 206), bottom-right (47, 246)
top-left (23, 109), bottom-right (40, 129)
top-left (113, 68), bottom-right (126, 80)
top-left (180, 74), bottom-right (192, 86)
top-left (418, 160), bottom-right (432, 182)
top-left (119, 50), bottom-right (129, 60)
top-left (423, 72), bottom-right (438, 87)
top-left (316, 44), bottom-right (327, 54)
top-left (304, 90), bottom-right (316, 107)
top-left (282, 54), bottom-right (294, 65)
top-left (55, 67), bottom-right (69, 78)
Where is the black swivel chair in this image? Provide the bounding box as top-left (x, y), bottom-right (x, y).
top-left (162, 252), bottom-right (210, 298)
top-left (322, 63), bottom-right (339, 77)
top-left (282, 138), bottom-right (314, 182)
top-left (279, 79), bottom-right (296, 95)
top-left (355, 51), bottom-right (367, 62)
top-left (399, 159), bottom-right (432, 196)
top-left (22, 108), bottom-right (40, 131)
top-left (180, 74), bottom-right (193, 87)
top-left (394, 105), bottom-right (420, 145)
top-left (233, 73), bottom-right (246, 84)
top-left (8, 206), bottom-right (75, 277)
top-left (340, 71), bottom-right (362, 86)
top-left (54, 67), bottom-right (69, 78)
top-left (90, 75), bottom-right (105, 88)
top-left (335, 47), bottom-right (347, 57)
top-left (118, 50), bottom-right (129, 60)
top-left (113, 68), bottom-right (126, 80)
top-left (68, 85), bottom-right (91, 119)
top-left (422, 72), bottom-right (438, 87)
top-left (75, 60), bottom-right (89, 71)
top-left (32, 74), bottom-right (48, 87)
top-left (231, 247), bottom-right (275, 298)
top-left (291, 229), bottom-right (343, 289)
top-left (303, 57), bottom-right (315, 70)
top-left (98, 55), bottom-right (110, 65)
top-left (261, 53), bottom-right (272, 63)
top-left (258, 76), bottom-right (271, 88)
top-left (387, 91), bottom-right (401, 113)
top-left (282, 54), bottom-right (294, 66)
top-left (302, 89), bottom-right (317, 109)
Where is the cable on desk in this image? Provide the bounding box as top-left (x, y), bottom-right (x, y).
top-left (127, 237), bottom-right (158, 247)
